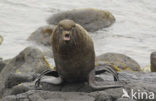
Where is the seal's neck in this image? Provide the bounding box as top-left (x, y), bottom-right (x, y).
top-left (58, 42), bottom-right (81, 56)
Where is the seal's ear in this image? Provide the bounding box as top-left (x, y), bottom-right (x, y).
top-left (42, 26), bottom-right (54, 36)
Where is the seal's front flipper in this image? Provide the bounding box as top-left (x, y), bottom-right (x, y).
top-left (89, 65), bottom-right (124, 90)
top-left (35, 69), bottom-right (63, 89)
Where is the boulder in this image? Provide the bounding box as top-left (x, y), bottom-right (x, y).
top-left (0, 59), bottom-right (6, 72)
top-left (97, 53), bottom-right (141, 71)
top-left (0, 35), bottom-right (3, 45)
top-left (27, 25), bottom-right (54, 57)
top-left (2, 71), bottom-right (156, 101)
top-left (47, 8), bottom-right (115, 32)
top-left (27, 25), bottom-right (54, 46)
top-left (5, 73), bottom-right (37, 88)
top-left (0, 47), bottom-right (49, 97)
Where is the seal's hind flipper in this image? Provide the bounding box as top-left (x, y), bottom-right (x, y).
top-left (89, 65), bottom-right (124, 90)
top-left (95, 65), bottom-right (119, 81)
top-left (35, 69), bottom-right (62, 89)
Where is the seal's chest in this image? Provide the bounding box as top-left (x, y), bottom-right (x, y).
top-left (56, 57), bottom-right (89, 81)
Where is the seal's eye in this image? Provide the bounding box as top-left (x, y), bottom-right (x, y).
top-left (71, 26), bottom-right (75, 31)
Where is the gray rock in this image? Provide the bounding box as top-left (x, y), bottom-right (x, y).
top-left (40, 82), bottom-right (92, 92)
top-left (5, 73), bottom-right (36, 88)
top-left (0, 60), bottom-right (6, 72)
top-left (116, 98), bottom-right (136, 101)
top-left (10, 84), bottom-right (30, 95)
top-left (3, 81), bottom-right (36, 96)
top-left (97, 52), bottom-right (141, 71)
top-left (3, 71), bottom-right (156, 101)
top-left (27, 25), bottom-right (54, 57)
top-left (2, 90), bottom-right (95, 101)
top-left (94, 92), bottom-right (113, 101)
top-left (47, 8), bottom-right (115, 32)
top-left (27, 25), bottom-right (54, 46)
top-left (2, 95), bottom-right (17, 101)
top-left (0, 47), bottom-right (48, 97)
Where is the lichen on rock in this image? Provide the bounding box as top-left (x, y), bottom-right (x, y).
top-left (97, 52), bottom-right (141, 72)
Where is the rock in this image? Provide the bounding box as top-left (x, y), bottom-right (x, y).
top-left (10, 82), bottom-right (35, 95)
top-left (27, 25), bottom-right (54, 57)
top-left (2, 90), bottom-right (95, 101)
top-left (94, 92), bottom-right (113, 101)
top-left (5, 73), bottom-right (36, 88)
top-left (116, 98), bottom-right (136, 101)
top-left (97, 52), bottom-right (141, 71)
top-left (2, 72), bottom-right (156, 101)
top-left (47, 8), bottom-right (115, 32)
top-left (40, 82), bottom-right (92, 92)
top-left (2, 81), bottom-right (36, 97)
top-left (3, 59), bottom-right (12, 65)
top-left (0, 47), bottom-right (49, 97)
top-left (0, 59), bottom-right (6, 72)
top-left (0, 35), bottom-right (3, 45)
top-left (150, 52), bottom-right (156, 72)
top-left (27, 25), bottom-right (54, 46)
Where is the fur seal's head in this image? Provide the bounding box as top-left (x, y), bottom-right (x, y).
top-left (51, 19), bottom-right (84, 52)
top-left (58, 19), bottom-right (76, 42)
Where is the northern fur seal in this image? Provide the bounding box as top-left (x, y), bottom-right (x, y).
top-left (51, 19), bottom-right (95, 82)
top-left (35, 19), bottom-right (122, 90)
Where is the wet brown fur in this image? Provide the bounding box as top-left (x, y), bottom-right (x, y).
top-left (51, 19), bottom-right (95, 82)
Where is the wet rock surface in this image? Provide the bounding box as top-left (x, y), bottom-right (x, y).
top-left (97, 53), bottom-right (141, 71)
top-left (47, 8), bottom-right (115, 32)
top-left (0, 47), bottom-right (48, 97)
top-left (2, 90), bottom-right (95, 101)
top-left (1, 71), bottom-right (156, 101)
top-left (0, 59), bottom-right (6, 72)
top-left (27, 25), bottom-right (54, 57)
top-left (27, 25), bottom-right (54, 46)
top-left (5, 73), bottom-right (37, 89)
